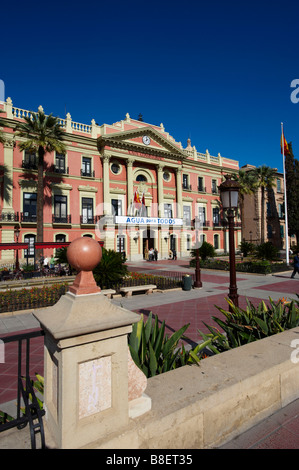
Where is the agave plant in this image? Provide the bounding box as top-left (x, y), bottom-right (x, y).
top-left (129, 312), bottom-right (209, 377)
top-left (198, 297), bottom-right (299, 353)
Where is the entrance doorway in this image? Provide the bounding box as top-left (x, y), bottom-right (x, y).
top-left (142, 228), bottom-right (155, 259)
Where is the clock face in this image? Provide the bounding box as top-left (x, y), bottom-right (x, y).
top-left (142, 135), bottom-right (151, 145)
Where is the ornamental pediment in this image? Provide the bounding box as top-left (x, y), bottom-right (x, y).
top-left (97, 127), bottom-right (186, 161)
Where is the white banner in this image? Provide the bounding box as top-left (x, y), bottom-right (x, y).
top-left (115, 216), bottom-right (183, 226)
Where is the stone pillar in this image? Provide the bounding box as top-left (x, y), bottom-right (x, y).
top-left (176, 168), bottom-right (183, 218)
top-left (34, 237), bottom-right (150, 449)
top-left (102, 155), bottom-right (110, 214)
top-left (2, 139), bottom-right (14, 211)
top-left (127, 158), bottom-right (134, 215)
top-left (157, 164), bottom-right (164, 217)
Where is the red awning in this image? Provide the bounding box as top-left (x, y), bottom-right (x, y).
top-left (0, 243), bottom-right (29, 250)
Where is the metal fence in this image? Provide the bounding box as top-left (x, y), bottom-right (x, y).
top-left (0, 330), bottom-right (45, 449)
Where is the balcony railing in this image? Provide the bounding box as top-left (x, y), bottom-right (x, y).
top-left (198, 186), bottom-right (206, 192)
top-left (0, 212), bottom-right (19, 222)
top-left (182, 184), bottom-right (192, 191)
top-left (80, 215), bottom-right (99, 225)
top-left (54, 166), bottom-right (69, 175)
top-left (52, 215), bottom-right (72, 224)
top-left (21, 160), bottom-right (37, 170)
top-left (81, 169), bottom-right (95, 178)
top-left (21, 213), bottom-right (37, 223)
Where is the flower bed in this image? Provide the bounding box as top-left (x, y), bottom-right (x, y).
top-left (0, 283), bottom-right (69, 313)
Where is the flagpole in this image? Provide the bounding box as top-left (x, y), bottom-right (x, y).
top-left (281, 122), bottom-right (290, 265)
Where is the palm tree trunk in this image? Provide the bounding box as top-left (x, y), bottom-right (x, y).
top-left (36, 146), bottom-right (45, 260)
top-left (261, 187), bottom-right (265, 244)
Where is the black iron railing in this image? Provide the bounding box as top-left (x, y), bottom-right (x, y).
top-left (0, 330), bottom-right (45, 449)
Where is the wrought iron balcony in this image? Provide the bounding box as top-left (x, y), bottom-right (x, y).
top-left (198, 186), bottom-right (206, 192)
top-left (182, 183), bottom-right (192, 191)
top-left (81, 169), bottom-right (95, 177)
top-left (0, 212), bottom-right (19, 222)
top-left (22, 160), bottom-right (37, 170)
top-left (54, 166), bottom-right (69, 174)
top-left (80, 215), bottom-right (99, 225)
top-left (52, 215), bottom-right (72, 224)
top-left (21, 212), bottom-right (37, 223)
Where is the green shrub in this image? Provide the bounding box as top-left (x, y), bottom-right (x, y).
top-left (239, 240), bottom-right (255, 257)
top-left (190, 242), bottom-right (216, 261)
top-left (93, 248), bottom-right (128, 288)
top-left (254, 242), bottom-right (279, 261)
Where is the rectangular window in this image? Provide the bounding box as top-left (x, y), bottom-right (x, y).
top-left (198, 177), bottom-right (204, 192)
top-left (24, 234), bottom-right (35, 258)
top-left (23, 192), bottom-right (37, 222)
top-left (213, 207), bottom-right (220, 226)
top-left (23, 152), bottom-right (37, 170)
top-left (164, 203), bottom-right (173, 218)
top-left (54, 195), bottom-right (67, 223)
top-left (183, 206), bottom-right (191, 225)
top-left (212, 179), bottom-right (218, 194)
top-left (280, 225), bottom-right (284, 238)
top-left (55, 154), bottom-right (66, 173)
top-left (82, 197), bottom-right (94, 223)
top-left (111, 199), bottom-right (122, 216)
top-left (277, 179), bottom-right (281, 193)
top-left (198, 207), bottom-right (206, 225)
top-left (182, 174), bottom-right (189, 189)
top-left (81, 157), bottom-right (92, 177)
top-left (117, 235), bottom-right (125, 253)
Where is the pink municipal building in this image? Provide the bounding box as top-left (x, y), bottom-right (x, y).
top-left (0, 97), bottom-right (240, 264)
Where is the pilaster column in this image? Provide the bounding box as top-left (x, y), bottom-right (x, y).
top-left (157, 164), bottom-right (164, 217)
top-left (102, 155), bottom-right (110, 214)
top-left (176, 167), bottom-right (183, 218)
top-left (127, 158), bottom-right (134, 215)
top-left (2, 138), bottom-right (14, 211)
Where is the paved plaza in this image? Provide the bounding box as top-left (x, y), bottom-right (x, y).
top-left (1, 258), bottom-right (299, 449)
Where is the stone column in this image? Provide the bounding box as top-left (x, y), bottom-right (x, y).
top-left (157, 163), bottom-right (164, 217)
top-left (2, 138), bottom-right (14, 212)
top-left (102, 155), bottom-right (110, 214)
top-left (34, 237), bottom-right (150, 449)
top-left (176, 167), bottom-right (183, 218)
top-left (127, 158), bottom-right (134, 215)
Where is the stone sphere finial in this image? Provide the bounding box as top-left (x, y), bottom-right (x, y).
top-left (67, 237), bottom-right (102, 295)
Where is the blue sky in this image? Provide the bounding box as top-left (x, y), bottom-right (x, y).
top-left (1, 0), bottom-right (299, 173)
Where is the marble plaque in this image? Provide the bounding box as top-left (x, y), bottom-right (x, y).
top-left (79, 356), bottom-right (112, 419)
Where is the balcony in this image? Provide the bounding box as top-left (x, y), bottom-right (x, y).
top-left (0, 212), bottom-right (19, 222)
top-left (80, 215), bottom-right (99, 225)
top-left (81, 169), bottom-right (95, 178)
top-left (198, 186), bottom-right (206, 193)
top-left (54, 166), bottom-right (69, 175)
top-left (22, 160), bottom-right (37, 170)
top-left (21, 213), bottom-right (37, 223)
top-left (52, 215), bottom-right (72, 225)
top-left (182, 184), bottom-right (192, 191)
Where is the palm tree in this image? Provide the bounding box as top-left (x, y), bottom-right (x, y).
top-left (15, 109), bottom-right (66, 252)
top-left (253, 165), bottom-right (276, 243)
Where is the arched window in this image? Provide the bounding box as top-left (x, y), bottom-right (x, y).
top-left (136, 174), bottom-right (147, 182)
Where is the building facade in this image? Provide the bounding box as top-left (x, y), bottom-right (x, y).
top-left (0, 98), bottom-right (241, 265)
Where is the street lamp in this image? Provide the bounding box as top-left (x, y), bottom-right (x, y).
top-left (194, 216), bottom-right (202, 288)
top-left (14, 225), bottom-right (20, 271)
top-left (218, 175), bottom-right (240, 308)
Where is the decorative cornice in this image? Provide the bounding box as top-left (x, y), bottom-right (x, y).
top-left (97, 127), bottom-right (186, 162)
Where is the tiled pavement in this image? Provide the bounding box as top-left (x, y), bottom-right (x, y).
top-left (1, 258), bottom-right (299, 449)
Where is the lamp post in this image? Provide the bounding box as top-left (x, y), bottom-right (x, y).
top-left (218, 175), bottom-right (240, 309)
top-left (14, 225), bottom-right (20, 271)
top-left (194, 216), bottom-right (202, 288)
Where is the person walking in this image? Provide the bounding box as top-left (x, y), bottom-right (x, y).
top-left (154, 248), bottom-right (158, 261)
top-left (172, 249), bottom-right (177, 260)
top-left (291, 252), bottom-right (299, 278)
